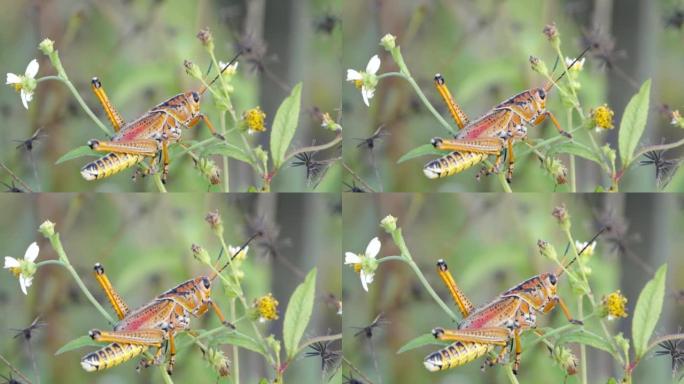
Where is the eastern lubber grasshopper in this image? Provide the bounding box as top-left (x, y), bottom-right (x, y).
top-left (423, 228), bottom-right (605, 374)
top-left (422, 49), bottom-right (589, 182)
top-left (80, 234), bottom-right (258, 374)
top-left (80, 52), bottom-right (241, 183)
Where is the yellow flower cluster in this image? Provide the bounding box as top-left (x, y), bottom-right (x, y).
top-left (242, 107), bottom-right (267, 134)
top-left (255, 293), bottom-right (279, 321)
top-left (591, 104), bottom-right (615, 130)
top-left (602, 290), bottom-right (628, 319)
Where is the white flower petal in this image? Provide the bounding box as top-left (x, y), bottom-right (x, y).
top-left (366, 55), bottom-right (381, 74)
top-left (365, 237), bottom-right (381, 259)
top-left (4, 256), bottom-right (20, 269)
top-left (346, 69), bottom-right (362, 81)
top-left (362, 87), bottom-right (375, 107)
top-left (19, 275), bottom-right (32, 295)
top-left (25, 59), bottom-right (39, 78)
top-left (24, 242), bottom-right (39, 262)
top-left (6, 73), bottom-right (21, 84)
top-left (345, 252), bottom-right (362, 264)
top-left (360, 270), bottom-right (369, 292)
top-left (20, 89), bottom-right (29, 109)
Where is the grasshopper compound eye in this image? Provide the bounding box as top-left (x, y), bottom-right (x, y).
top-left (202, 277), bottom-right (211, 289)
top-left (191, 91), bottom-right (200, 103)
top-left (548, 274), bottom-right (557, 285)
top-left (538, 88), bottom-right (546, 100)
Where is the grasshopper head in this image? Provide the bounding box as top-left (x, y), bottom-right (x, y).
top-left (195, 275), bottom-right (212, 296)
top-left (532, 87), bottom-right (547, 110)
top-left (184, 91), bottom-right (202, 116)
top-left (540, 271), bottom-right (559, 298)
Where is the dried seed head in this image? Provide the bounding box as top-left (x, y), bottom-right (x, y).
top-left (204, 209), bottom-right (224, 235)
top-left (537, 239), bottom-right (558, 262)
top-left (196, 27), bottom-right (214, 51)
top-left (543, 22), bottom-right (560, 48)
top-left (552, 204), bottom-right (571, 230)
top-left (553, 346), bottom-right (578, 375)
top-left (204, 347), bottom-right (230, 377)
top-left (191, 244), bottom-right (211, 264)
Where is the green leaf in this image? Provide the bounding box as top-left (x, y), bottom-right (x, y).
top-left (216, 332), bottom-right (268, 358)
top-left (55, 335), bottom-right (101, 355)
top-left (554, 329), bottom-right (616, 358)
top-left (548, 141), bottom-right (602, 165)
top-left (203, 142), bottom-right (253, 165)
top-left (397, 144), bottom-right (447, 164)
top-left (618, 79), bottom-right (651, 166)
top-left (283, 267), bottom-right (317, 359)
top-left (270, 82), bottom-right (302, 169)
top-left (55, 146), bottom-right (98, 164)
top-left (632, 263), bottom-right (667, 358)
top-left (607, 378), bottom-right (618, 384)
top-left (396, 333), bottom-right (448, 354)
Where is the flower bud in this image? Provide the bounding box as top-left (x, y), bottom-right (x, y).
top-left (191, 243), bottom-right (211, 264)
top-left (380, 33), bottom-right (396, 51)
top-left (38, 220), bottom-right (55, 238)
top-left (38, 38), bottom-right (55, 55)
top-left (380, 214), bottom-right (397, 233)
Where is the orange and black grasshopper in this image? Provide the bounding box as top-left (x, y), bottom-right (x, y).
top-left (423, 228), bottom-right (605, 374)
top-left (80, 52), bottom-right (241, 183)
top-left (422, 50), bottom-right (589, 182)
top-left (80, 234), bottom-right (258, 374)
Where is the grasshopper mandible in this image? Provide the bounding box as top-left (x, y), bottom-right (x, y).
top-left (80, 233), bottom-right (258, 374)
top-left (80, 52), bottom-right (241, 184)
top-left (422, 49), bottom-right (589, 182)
top-left (423, 228), bottom-right (605, 374)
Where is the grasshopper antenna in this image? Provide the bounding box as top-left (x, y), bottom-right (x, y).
top-left (544, 45), bottom-right (591, 92)
top-left (556, 226), bottom-right (608, 276)
top-left (211, 231), bottom-right (262, 281)
top-left (199, 50), bottom-right (243, 95)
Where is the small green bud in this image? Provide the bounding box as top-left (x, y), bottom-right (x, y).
top-left (38, 220), bottom-right (55, 238)
top-left (191, 243), bottom-right (211, 264)
top-left (184, 60), bottom-right (203, 80)
top-left (38, 38), bottom-right (55, 55)
top-left (380, 215), bottom-right (397, 233)
top-left (380, 33), bottom-right (396, 51)
top-left (537, 239), bottom-right (558, 262)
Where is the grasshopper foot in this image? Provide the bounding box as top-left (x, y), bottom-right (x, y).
top-left (87, 139), bottom-right (100, 150)
top-left (570, 319), bottom-right (584, 325)
top-left (431, 327), bottom-right (445, 339)
top-left (213, 132), bottom-right (226, 141)
top-left (560, 131), bottom-right (573, 139)
top-left (430, 137), bottom-right (444, 148)
top-left (222, 320), bottom-right (236, 330)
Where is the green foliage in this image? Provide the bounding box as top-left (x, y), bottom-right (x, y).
top-left (54, 146), bottom-right (98, 164)
top-left (631, 263), bottom-right (667, 358)
top-left (283, 267), bottom-right (317, 359)
top-left (396, 333), bottom-right (447, 354)
top-left (54, 335), bottom-right (101, 356)
top-left (270, 82), bottom-right (303, 169)
top-left (397, 144), bottom-right (446, 164)
top-left (618, 80), bottom-right (652, 167)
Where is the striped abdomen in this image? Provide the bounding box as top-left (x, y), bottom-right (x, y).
top-left (80, 342), bottom-right (147, 372)
top-left (423, 342), bottom-right (493, 372)
top-left (423, 152), bottom-right (488, 179)
top-left (80, 153), bottom-right (144, 181)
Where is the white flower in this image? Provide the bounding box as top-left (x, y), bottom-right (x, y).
top-left (218, 60), bottom-right (239, 76)
top-left (346, 55), bottom-right (381, 107)
top-left (6, 59), bottom-right (39, 109)
top-left (228, 244), bottom-right (249, 261)
top-left (565, 57), bottom-right (585, 73)
top-left (4, 242), bottom-right (39, 295)
top-left (344, 237), bottom-right (381, 291)
top-left (574, 240), bottom-right (596, 257)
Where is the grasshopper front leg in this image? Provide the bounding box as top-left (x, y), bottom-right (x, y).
top-left (436, 259), bottom-right (474, 318)
top-left (91, 77), bottom-right (125, 132)
top-left (93, 263), bottom-right (129, 320)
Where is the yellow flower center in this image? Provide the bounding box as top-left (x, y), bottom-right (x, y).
top-left (353, 79), bottom-right (363, 89)
top-left (8, 267), bottom-right (21, 277)
top-left (603, 290), bottom-right (628, 318)
top-left (255, 293), bottom-right (279, 321)
top-left (12, 83), bottom-right (22, 92)
top-left (592, 104), bottom-right (614, 130)
top-left (243, 107), bottom-right (267, 133)
top-left (353, 263), bottom-right (362, 273)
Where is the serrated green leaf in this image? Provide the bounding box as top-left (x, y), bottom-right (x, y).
top-left (548, 141), bottom-right (602, 165)
top-left (203, 142), bottom-right (253, 165)
top-left (270, 83), bottom-right (302, 168)
top-left (632, 263), bottom-right (667, 358)
top-left (55, 335), bottom-right (101, 355)
top-left (618, 79), bottom-right (651, 166)
top-left (55, 146), bottom-right (98, 165)
top-left (554, 329), bottom-right (616, 359)
top-left (396, 333), bottom-right (448, 354)
top-left (215, 332), bottom-right (267, 358)
top-left (283, 268), bottom-right (316, 358)
top-left (397, 144), bottom-right (447, 164)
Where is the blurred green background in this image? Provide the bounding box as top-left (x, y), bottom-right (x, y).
top-left (0, 193), bottom-right (341, 383)
top-left (342, 0), bottom-right (684, 192)
top-left (343, 193), bottom-right (683, 383)
top-left (0, 0), bottom-right (342, 192)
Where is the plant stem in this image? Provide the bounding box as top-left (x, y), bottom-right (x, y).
top-left (220, 113), bottom-right (230, 192)
top-left (159, 365), bottom-right (174, 384)
top-left (378, 72), bottom-right (455, 134)
top-left (231, 299), bottom-right (239, 384)
top-left (567, 111), bottom-right (577, 192)
top-left (504, 364), bottom-right (520, 384)
top-left (497, 171), bottom-right (512, 192)
top-left (44, 232), bottom-right (115, 324)
top-left (578, 297), bottom-right (588, 384)
top-left (387, 228), bottom-right (458, 322)
top-left (153, 174), bottom-right (167, 193)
